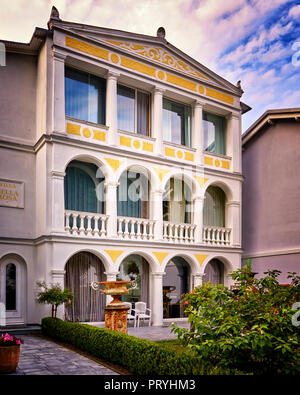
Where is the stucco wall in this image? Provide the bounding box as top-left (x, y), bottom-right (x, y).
top-left (0, 52), bottom-right (37, 142)
top-left (242, 120), bottom-right (300, 260)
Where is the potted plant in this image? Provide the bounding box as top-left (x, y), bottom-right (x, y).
top-left (0, 333), bottom-right (24, 373)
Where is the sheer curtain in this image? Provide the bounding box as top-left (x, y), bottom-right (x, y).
top-left (203, 186), bottom-right (225, 227)
top-left (203, 112), bottom-right (226, 155)
top-left (137, 91), bottom-right (149, 136)
top-left (203, 259), bottom-right (224, 285)
top-left (65, 252), bottom-right (105, 322)
top-left (117, 85), bottom-right (135, 132)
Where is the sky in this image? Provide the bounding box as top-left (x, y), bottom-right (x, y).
top-left (1, 0), bottom-right (300, 132)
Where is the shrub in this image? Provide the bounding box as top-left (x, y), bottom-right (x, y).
top-left (36, 281), bottom-right (74, 318)
top-left (41, 317), bottom-right (246, 375)
top-left (171, 265), bottom-right (300, 375)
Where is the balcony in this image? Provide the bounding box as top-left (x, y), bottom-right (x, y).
top-left (64, 210), bottom-right (108, 237)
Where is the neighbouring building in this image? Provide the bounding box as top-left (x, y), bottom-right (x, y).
top-left (0, 7), bottom-right (249, 327)
top-left (242, 108), bottom-right (300, 282)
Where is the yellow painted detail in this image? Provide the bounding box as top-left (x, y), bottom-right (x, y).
top-left (82, 127), bottom-right (91, 138)
top-left (110, 53), bottom-right (119, 63)
top-left (133, 139), bottom-right (141, 149)
top-left (206, 87), bottom-right (234, 105)
top-left (65, 36), bottom-right (109, 61)
top-left (153, 252), bottom-right (169, 265)
top-left (105, 158), bottom-right (123, 172)
top-left (120, 135), bottom-right (132, 147)
top-left (198, 85), bottom-right (205, 94)
top-left (120, 55), bottom-right (156, 77)
top-left (177, 150), bottom-right (183, 159)
top-left (93, 130), bottom-right (106, 141)
top-left (165, 147), bottom-right (175, 157)
top-left (153, 168), bottom-right (171, 182)
top-left (105, 250), bottom-right (124, 263)
top-left (215, 159), bottom-right (220, 167)
top-left (221, 160), bottom-right (230, 169)
top-left (166, 72), bottom-right (197, 92)
top-left (142, 141), bottom-right (153, 152)
top-left (157, 70), bottom-right (165, 80)
top-left (194, 254), bottom-right (208, 266)
top-left (204, 156), bottom-right (214, 166)
top-left (184, 151), bottom-right (194, 161)
top-left (66, 123), bottom-right (81, 135)
top-left (194, 176), bottom-right (208, 188)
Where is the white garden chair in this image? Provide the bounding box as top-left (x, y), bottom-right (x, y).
top-left (133, 302), bottom-right (151, 327)
top-left (123, 302), bottom-right (137, 327)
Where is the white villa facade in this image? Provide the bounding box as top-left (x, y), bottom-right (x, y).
top-left (0, 8), bottom-right (248, 327)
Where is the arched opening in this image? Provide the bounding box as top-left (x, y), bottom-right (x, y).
top-left (64, 252), bottom-right (106, 322)
top-left (5, 263), bottom-right (16, 311)
top-left (204, 186), bottom-right (226, 227)
top-left (163, 256), bottom-right (190, 318)
top-left (203, 259), bottom-right (225, 285)
top-left (117, 254), bottom-right (150, 306)
top-left (163, 176), bottom-right (192, 223)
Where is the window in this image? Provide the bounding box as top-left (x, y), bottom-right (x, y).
top-left (65, 67), bottom-right (106, 125)
top-left (203, 112), bottom-right (226, 155)
top-left (6, 263), bottom-right (16, 311)
top-left (117, 85), bottom-right (150, 136)
top-left (163, 98), bottom-right (191, 147)
top-left (203, 186), bottom-right (226, 227)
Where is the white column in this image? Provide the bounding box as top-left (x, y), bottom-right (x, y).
top-left (152, 87), bottom-right (164, 156)
top-left (151, 273), bottom-right (164, 326)
top-left (52, 52), bottom-right (67, 135)
top-left (50, 171), bottom-right (66, 234)
top-left (192, 100), bottom-right (204, 165)
top-left (104, 272), bottom-right (118, 305)
top-left (193, 274), bottom-right (203, 288)
top-left (105, 180), bottom-right (119, 238)
top-left (51, 269), bottom-right (66, 319)
top-left (151, 188), bottom-right (164, 241)
top-left (227, 112), bottom-right (242, 173)
top-left (106, 71), bottom-right (119, 146)
top-left (193, 195), bottom-right (204, 243)
top-left (226, 201), bottom-right (241, 247)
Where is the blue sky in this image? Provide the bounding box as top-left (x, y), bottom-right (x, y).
top-left (1, 0), bottom-right (300, 131)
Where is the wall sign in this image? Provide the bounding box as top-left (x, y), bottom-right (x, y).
top-left (0, 179), bottom-right (24, 208)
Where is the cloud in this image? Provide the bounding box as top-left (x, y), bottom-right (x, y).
top-left (288, 4), bottom-right (300, 18)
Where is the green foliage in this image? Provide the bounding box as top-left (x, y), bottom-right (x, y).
top-left (171, 266), bottom-right (300, 375)
top-left (41, 317), bottom-right (246, 375)
top-left (36, 281), bottom-right (74, 318)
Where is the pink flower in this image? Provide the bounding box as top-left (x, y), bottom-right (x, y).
top-left (16, 340), bottom-right (21, 345)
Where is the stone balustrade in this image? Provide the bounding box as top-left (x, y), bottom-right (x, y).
top-left (163, 221), bottom-right (196, 243)
top-left (117, 217), bottom-right (155, 240)
top-left (202, 226), bottom-right (231, 246)
top-left (64, 210), bottom-right (108, 237)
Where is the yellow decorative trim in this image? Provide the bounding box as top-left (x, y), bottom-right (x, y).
top-left (65, 36), bottom-right (109, 61)
top-left (194, 176), bottom-right (208, 188)
top-left (194, 254), bottom-right (208, 266)
top-left (153, 252), bottom-right (169, 265)
top-left (142, 141), bottom-right (153, 152)
top-left (120, 135), bottom-right (132, 147)
top-left (166, 72), bottom-right (197, 92)
top-left (204, 156), bottom-right (213, 166)
top-left (133, 139), bottom-right (141, 149)
top-left (105, 250), bottom-right (124, 263)
top-left (165, 147), bottom-right (175, 157)
top-left (215, 159), bottom-right (220, 167)
top-left (206, 88), bottom-right (234, 105)
top-left (120, 55), bottom-right (156, 77)
top-left (105, 158), bottom-right (123, 172)
top-left (104, 39), bottom-right (209, 81)
top-left (93, 130), bottom-right (106, 141)
top-left (66, 123), bottom-right (81, 135)
top-left (157, 70), bottom-right (165, 80)
top-left (177, 150), bottom-right (183, 159)
top-left (221, 160), bottom-right (230, 169)
top-left (153, 167), bottom-right (171, 182)
top-left (110, 53), bottom-right (120, 64)
top-left (184, 151), bottom-right (194, 161)
top-left (198, 85), bottom-right (205, 94)
top-left (82, 127), bottom-right (91, 138)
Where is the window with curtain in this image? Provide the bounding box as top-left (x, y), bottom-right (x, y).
top-left (65, 66), bottom-right (106, 125)
top-left (163, 98), bottom-right (191, 147)
top-left (117, 85), bottom-right (150, 136)
top-left (117, 171), bottom-right (149, 218)
top-left (203, 112), bottom-right (226, 155)
top-left (203, 186), bottom-right (226, 227)
top-left (6, 263), bottom-right (16, 311)
top-left (163, 178), bottom-right (191, 223)
top-left (64, 161), bottom-right (104, 214)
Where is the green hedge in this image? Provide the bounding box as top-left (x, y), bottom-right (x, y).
top-left (41, 318), bottom-right (246, 375)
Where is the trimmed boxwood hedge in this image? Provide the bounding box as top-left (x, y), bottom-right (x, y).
top-left (41, 318), bottom-right (246, 375)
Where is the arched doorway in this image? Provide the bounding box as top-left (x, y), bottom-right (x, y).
top-left (163, 176), bottom-right (192, 224)
top-left (163, 257), bottom-right (190, 318)
top-left (117, 254), bottom-right (150, 306)
top-left (203, 259), bottom-right (224, 285)
top-left (203, 186), bottom-right (226, 227)
top-left (64, 252), bottom-right (105, 322)
top-left (0, 255), bottom-right (27, 326)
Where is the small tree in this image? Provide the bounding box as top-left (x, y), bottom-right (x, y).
top-left (36, 281), bottom-right (74, 318)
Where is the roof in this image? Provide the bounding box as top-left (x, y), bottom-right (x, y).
top-left (242, 107), bottom-right (300, 146)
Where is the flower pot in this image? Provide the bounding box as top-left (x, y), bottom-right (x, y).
top-left (0, 345), bottom-right (20, 373)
